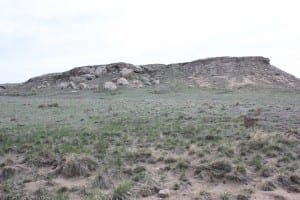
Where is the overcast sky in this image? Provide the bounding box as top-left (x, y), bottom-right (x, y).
top-left (0, 0), bottom-right (299, 83)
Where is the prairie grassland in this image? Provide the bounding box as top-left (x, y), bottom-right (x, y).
top-left (0, 88), bottom-right (299, 199)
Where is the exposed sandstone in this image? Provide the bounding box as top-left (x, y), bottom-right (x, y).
top-left (1, 57), bottom-right (299, 93)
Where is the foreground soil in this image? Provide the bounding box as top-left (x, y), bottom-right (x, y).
top-left (0, 88), bottom-right (299, 200)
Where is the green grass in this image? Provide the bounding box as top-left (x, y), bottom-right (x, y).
top-left (112, 182), bottom-right (132, 200)
top-left (0, 88), bottom-right (299, 199)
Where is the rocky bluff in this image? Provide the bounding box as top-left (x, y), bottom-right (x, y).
top-left (1, 57), bottom-right (299, 93)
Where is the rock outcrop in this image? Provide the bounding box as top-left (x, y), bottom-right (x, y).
top-left (1, 57), bottom-right (299, 93)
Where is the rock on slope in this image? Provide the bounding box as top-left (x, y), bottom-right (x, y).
top-left (1, 56), bottom-right (299, 92)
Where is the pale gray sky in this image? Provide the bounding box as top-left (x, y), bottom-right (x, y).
top-left (0, 0), bottom-right (299, 83)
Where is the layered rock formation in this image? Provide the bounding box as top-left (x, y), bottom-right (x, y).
top-left (1, 57), bottom-right (299, 93)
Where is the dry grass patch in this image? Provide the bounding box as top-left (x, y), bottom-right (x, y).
top-left (249, 130), bottom-right (271, 147)
top-left (209, 160), bottom-right (232, 178)
top-left (55, 154), bottom-right (98, 178)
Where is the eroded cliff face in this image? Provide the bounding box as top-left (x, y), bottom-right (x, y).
top-left (175, 57), bottom-right (299, 88)
top-left (1, 57), bottom-right (299, 93)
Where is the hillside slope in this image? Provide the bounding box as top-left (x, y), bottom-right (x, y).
top-left (1, 57), bottom-right (299, 93)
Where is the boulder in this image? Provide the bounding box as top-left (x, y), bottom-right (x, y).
top-left (68, 81), bottom-right (77, 89)
top-left (121, 68), bottom-right (134, 77)
top-left (152, 79), bottom-right (160, 85)
top-left (133, 65), bottom-right (143, 73)
top-left (95, 66), bottom-right (107, 77)
top-left (58, 82), bottom-right (70, 89)
top-left (131, 80), bottom-right (144, 88)
top-left (143, 64), bottom-right (162, 72)
top-left (79, 83), bottom-right (88, 90)
top-left (79, 66), bottom-right (95, 75)
top-left (141, 76), bottom-right (151, 85)
top-left (83, 74), bottom-right (96, 80)
top-left (87, 84), bottom-right (99, 89)
top-left (70, 76), bottom-right (86, 83)
top-left (37, 85), bottom-right (47, 89)
top-left (117, 78), bottom-right (129, 86)
top-left (104, 81), bottom-right (117, 91)
top-left (42, 81), bottom-right (50, 86)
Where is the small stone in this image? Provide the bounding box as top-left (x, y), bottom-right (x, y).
top-left (158, 189), bottom-right (170, 198)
